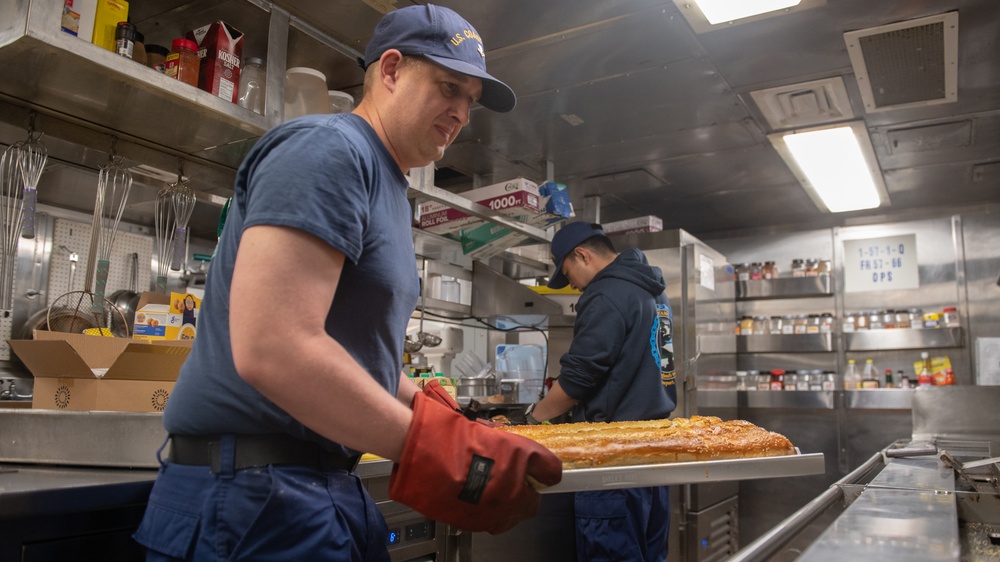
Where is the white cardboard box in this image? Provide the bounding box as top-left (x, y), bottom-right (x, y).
top-left (603, 215), bottom-right (663, 235)
top-left (417, 178), bottom-right (541, 235)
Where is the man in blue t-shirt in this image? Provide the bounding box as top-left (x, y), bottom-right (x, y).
top-left (134, 6), bottom-right (560, 561)
top-left (526, 222), bottom-right (677, 562)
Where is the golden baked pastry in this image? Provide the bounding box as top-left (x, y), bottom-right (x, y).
top-left (499, 415), bottom-right (795, 469)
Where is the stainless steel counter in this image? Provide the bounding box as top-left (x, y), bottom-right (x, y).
top-left (0, 464), bottom-right (156, 517)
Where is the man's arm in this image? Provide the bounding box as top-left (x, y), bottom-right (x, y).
top-left (527, 380), bottom-right (578, 422)
top-left (229, 225), bottom-right (412, 461)
top-left (397, 372), bottom-right (420, 407)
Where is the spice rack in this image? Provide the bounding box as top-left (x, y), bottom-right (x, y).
top-left (736, 274), bottom-right (833, 301)
top-left (844, 327), bottom-right (963, 351)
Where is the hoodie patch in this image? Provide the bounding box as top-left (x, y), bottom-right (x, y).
top-left (652, 303), bottom-right (675, 386)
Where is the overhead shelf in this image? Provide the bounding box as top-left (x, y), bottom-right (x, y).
top-left (736, 275), bottom-right (833, 300)
top-left (0, 2), bottom-right (270, 168)
top-left (845, 328), bottom-right (963, 351)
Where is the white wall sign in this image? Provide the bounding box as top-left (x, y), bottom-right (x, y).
top-left (699, 254), bottom-right (715, 291)
top-left (843, 234), bottom-right (919, 292)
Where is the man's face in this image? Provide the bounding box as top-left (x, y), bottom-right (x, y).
top-left (385, 58), bottom-right (482, 170)
top-left (559, 249), bottom-right (597, 291)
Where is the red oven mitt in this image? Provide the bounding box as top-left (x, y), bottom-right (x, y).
top-left (389, 391), bottom-right (563, 534)
top-left (420, 378), bottom-right (460, 411)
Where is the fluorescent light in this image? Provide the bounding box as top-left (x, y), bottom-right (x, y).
top-left (768, 122), bottom-right (889, 213)
top-left (693, 0), bottom-right (801, 25)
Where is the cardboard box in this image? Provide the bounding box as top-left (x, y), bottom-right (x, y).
top-left (459, 181), bottom-right (574, 259)
top-left (133, 291), bottom-right (199, 342)
top-left (91, 0), bottom-right (127, 51)
top-left (603, 215), bottom-right (663, 236)
top-left (8, 331), bottom-right (191, 413)
top-left (187, 21), bottom-right (244, 103)
top-left (417, 178), bottom-right (541, 235)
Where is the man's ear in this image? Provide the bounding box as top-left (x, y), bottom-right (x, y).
top-left (379, 50), bottom-right (405, 92)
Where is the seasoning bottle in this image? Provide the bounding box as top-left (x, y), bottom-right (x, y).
top-left (784, 371), bottom-right (797, 391)
top-left (895, 309), bottom-right (911, 329)
top-left (781, 314), bottom-right (795, 334)
top-left (793, 314), bottom-right (808, 335)
top-left (762, 261), bottom-right (779, 280)
top-left (132, 31), bottom-right (147, 66)
top-left (806, 314), bottom-right (821, 334)
top-left (882, 309), bottom-right (896, 329)
top-left (145, 44), bottom-right (169, 72)
top-left (842, 312), bottom-right (857, 333)
top-left (734, 263), bottom-right (749, 282)
top-left (769, 315), bottom-right (783, 335)
top-left (754, 315), bottom-right (770, 335)
top-left (917, 352), bottom-right (933, 387)
top-left (749, 262), bottom-right (763, 281)
top-left (819, 312), bottom-right (834, 333)
top-left (861, 359), bottom-right (880, 388)
top-left (896, 370), bottom-right (909, 389)
top-left (908, 308), bottom-right (924, 329)
top-left (884, 369), bottom-right (894, 388)
top-left (769, 369), bottom-right (785, 391)
top-left (843, 359), bottom-right (861, 390)
top-left (165, 38), bottom-right (200, 87)
top-left (735, 371), bottom-right (748, 391)
top-left (869, 311), bottom-right (883, 330)
top-left (942, 306), bottom-right (961, 328)
top-left (817, 259), bottom-right (832, 276)
top-left (115, 21), bottom-right (136, 59)
top-left (805, 258), bottom-right (820, 277)
top-left (791, 259), bottom-right (806, 278)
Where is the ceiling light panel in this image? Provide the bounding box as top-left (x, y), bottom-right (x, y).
top-left (768, 121), bottom-right (890, 213)
top-left (672, 0), bottom-right (826, 34)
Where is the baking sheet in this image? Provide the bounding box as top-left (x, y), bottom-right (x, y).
top-left (540, 450), bottom-right (824, 494)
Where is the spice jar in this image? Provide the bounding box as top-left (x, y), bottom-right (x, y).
top-left (805, 258), bottom-right (820, 276)
top-left (781, 314), bottom-right (795, 334)
top-left (749, 262), bottom-right (763, 281)
top-left (791, 259), bottom-right (806, 278)
top-left (793, 314), bottom-right (808, 334)
top-left (762, 261), bottom-right (779, 280)
top-left (817, 259), bottom-right (832, 275)
top-left (869, 311), bottom-right (883, 330)
top-left (843, 312), bottom-right (857, 333)
top-left (115, 22), bottom-right (136, 59)
top-left (145, 44), bottom-right (169, 72)
top-left (882, 309), bottom-right (896, 329)
top-left (735, 371), bottom-right (748, 391)
top-left (769, 315), bottom-right (783, 335)
top-left (754, 316), bottom-right (770, 335)
top-left (133, 31), bottom-right (147, 66)
top-left (806, 314), bottom-right (821, 334)
top-left (784, 371), bottom-right (798, 391)
top-left (166, 38), bottom-right (200, 87)
top-left (942, 306), bottom-right (961, 328)
top-left (895, 309), bottom-right (911, 329)
top-left (855, 311), bottom-right (869, 330)
top-left (908, 308), bottom-right (924, 329)
top-left (752, 371), bottom-right (769, 391)
top-left (739, 316), bottom-right (755, 335)
top-left (734, 263), bottom-right (749, 282)
top-left (820, 312), bottom-right (834, 333)
top-left (769, 370), bottom-right (785, 391)
top-left (238, 57), bottom-right (268, 115)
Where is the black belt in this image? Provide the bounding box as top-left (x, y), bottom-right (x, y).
top-left (169, 434), bottom-right (360, 474)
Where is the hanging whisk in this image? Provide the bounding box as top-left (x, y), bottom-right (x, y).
top-left (169, 175), bottom-right (196, 271)
top-left (18, 113), bottom-right (48, 240)
top-left (153, 183), bottom-right (176, 294)
top-left (0, 143), bottom-right (25, 311)
top-left (87, 140), bottom-right (133, 312)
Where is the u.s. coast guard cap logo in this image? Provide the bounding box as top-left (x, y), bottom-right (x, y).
top-left (362, 4), bottom-right (516, 112)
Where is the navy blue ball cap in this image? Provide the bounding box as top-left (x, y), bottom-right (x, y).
top-left (362, 4), bottom-right (516, 113)
top-left (547, 222), bottom-right (606, 289)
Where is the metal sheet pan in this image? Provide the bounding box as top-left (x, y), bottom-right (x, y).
top-left (540, 450), bottom-right (824, 494)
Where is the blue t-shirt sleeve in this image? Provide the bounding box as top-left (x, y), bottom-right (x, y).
top-left (241, 122), bottom-right (370, 263)
top-left (558, 293), bottom-right (627, 401)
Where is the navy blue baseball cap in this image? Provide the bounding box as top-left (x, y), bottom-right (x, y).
top-left (548, 222), bottom-right (606, 289)
top-left (362, 4), bottom-right (516, 113)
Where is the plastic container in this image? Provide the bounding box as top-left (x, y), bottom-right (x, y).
top-left (791, 259), bottom-right (806, 278)
top-left (145, 44), bottom-right (169, 72)
top-left (762, 261), bottom-right (779, 280)
top-left (769, 316), bottom-right (783, 335)
top-left (238, 57), bottom-right (267, 115)
top-left (908, 308), bottom-right (924, 329)
top-left (165, 38), bottom-right (199, 87)
top-left (284, 67), bottom-right (330, 120)
top-left (942, 306), bottom-right (961, 328)
top-left (115, 22), bottom-right (136, 59)
top-left (328, 90), bottom-right (355, 114)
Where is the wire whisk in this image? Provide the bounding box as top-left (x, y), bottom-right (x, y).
top-left (0, 143), bottom-right (25, 311)
top-left (153, 183), bottom-right (176, 294)
top-left (18, 114), bottom-right (47, 240)
top-left (169, 178), bottom-right (196, 271)
top-left (88, 143), bottom-right (133, 311)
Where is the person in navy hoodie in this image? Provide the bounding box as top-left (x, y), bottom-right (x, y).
top-left (526, 221), bottom-right (677, 562)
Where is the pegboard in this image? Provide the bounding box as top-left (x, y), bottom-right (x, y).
top-left (50, 218), bottom-right (153, 298)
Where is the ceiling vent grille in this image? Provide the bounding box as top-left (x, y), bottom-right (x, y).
top-left (750, 77), bottom-right (854, 131)
top-left (844, 12), bottom-right (958, 112)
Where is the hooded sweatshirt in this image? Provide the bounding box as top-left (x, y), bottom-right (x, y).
top-left (558, 247), bottom-right (678, 423)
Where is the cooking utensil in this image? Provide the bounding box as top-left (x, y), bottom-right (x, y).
top-left (0, 143), bottom-right (25, 312)
top-left (45, 290), bottom-right (128, 337)
top-left (108, 252), bottom-right (140, 332)
top-left (169, 178), bottom-right (195, 271)
top-left (17, 115), bottom-right (47, 240)
top-left (153, 183), bottom-right (176, 293)
top-left (86, 142), bottom-right (133, 311)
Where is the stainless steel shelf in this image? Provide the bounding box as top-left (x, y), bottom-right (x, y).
top-left (738, 333), bottom-right (835, 353)
top-left (746, 390), bottom-right (835, 409)
top-left (1, 2), bottom-right (270, 170)
top-left (542, 451), bottom-right (825, 494)
top-left (736, 275), bottom-right (832, 300)
top-left (699, 334), bottom-right (737, 354)
top-left (844, 327), bottom-right (963, 351)
top-left (845, 389), bottom-right (914, 410)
